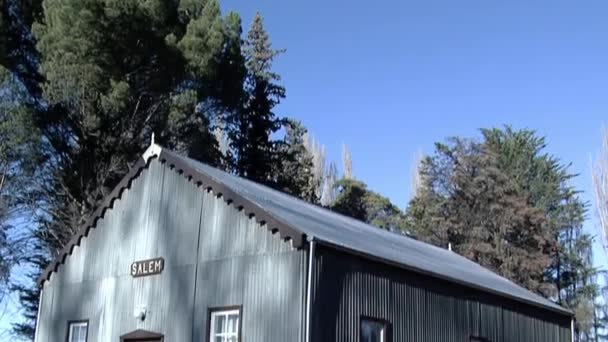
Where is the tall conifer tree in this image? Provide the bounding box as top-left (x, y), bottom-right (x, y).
top-left (226, 12), bottom-right (285, 184)
top-left (276, 119), bottom-right (315, 201)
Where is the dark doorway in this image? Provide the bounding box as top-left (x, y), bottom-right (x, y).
top-left (120, 329), bottom-right (164, 342)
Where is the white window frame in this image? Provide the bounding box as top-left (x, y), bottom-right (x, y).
top-left (67, 321), bottom-right (88, 342)
top-left (209, 308), bottom-right (240, 342)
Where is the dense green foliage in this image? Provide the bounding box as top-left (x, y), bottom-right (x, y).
top-left (405, 127), bottom-right (598, 340)
top-left (331, 179), bottom-right (405, 232)
top-left (0, 0), bottom-right (43, 96)
top-left (406, 136), bottom-right (553, 293)
top-left (276, 119), bottom-right (316, 201)
top-left (483, 129), bottom-right (596, 327)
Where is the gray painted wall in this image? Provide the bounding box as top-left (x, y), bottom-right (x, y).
top-left (36, 159), bottom-right (305, 341)
top-left (310, 244), bottom-right (571, 342)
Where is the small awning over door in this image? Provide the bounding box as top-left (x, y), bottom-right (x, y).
top-left (120, 329), bottom-right (164, 341)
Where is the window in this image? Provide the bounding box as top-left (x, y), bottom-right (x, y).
top-left (209, 307), bottom-right (241, 342)
top-left (67, 321), bottom-right (88, 342)
top-left (361, 317), bottom-right (390, 342)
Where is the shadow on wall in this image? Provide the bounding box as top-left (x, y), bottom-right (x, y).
top-left (310, 244), bottom-right (570, 342)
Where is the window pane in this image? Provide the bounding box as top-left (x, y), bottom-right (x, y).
top-left (227, 314), bottom-right (239, 333)
top-left (361, 319), bottom-right (386, 342)
top-left (70, 327), bottom-right (76, 342)
top-left (210, 309), bottom-right (240, 342)
top-left (214, 314), bottom-right (226, 334)
top-left (68, 323), bottom-right (88, 342)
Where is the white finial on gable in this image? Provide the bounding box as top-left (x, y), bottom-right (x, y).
top-left (142, 132), bottom-right (161, 162)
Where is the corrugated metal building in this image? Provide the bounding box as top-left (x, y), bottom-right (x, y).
top-left (35, 143), bottom-right (573, 342)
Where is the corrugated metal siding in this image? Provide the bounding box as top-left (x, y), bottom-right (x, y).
top-left (311, 244), bottom-right (571, 342)
top-left (36, 159), bottom-right (305, 342)
top-left (35, 283), bottom-right (54, 342)
top-left (192, 188), bottom-right (306, 342)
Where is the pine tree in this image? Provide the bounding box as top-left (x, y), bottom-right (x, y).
top-left (226, 12), bottom-right (285, 184)
top-left (214, 11), bottom-right (247, 112)
top-left (28, 0), bottom-right (231, 253)
top-left (10, 252), bottom-right (47, 338)
top-left (0, 0), bottom-right (43, 96)
top-left (275, 119), bottom-right (316, 201)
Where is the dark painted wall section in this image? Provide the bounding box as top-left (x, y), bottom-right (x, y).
top-left (310, 244), bottom-right (571, 342)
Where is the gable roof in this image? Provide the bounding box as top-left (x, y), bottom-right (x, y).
top-left (39, 144), bottom-right (571, 316)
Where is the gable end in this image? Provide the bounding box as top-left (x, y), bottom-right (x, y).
top-left (156, 149), bottom-right (305, 247)
top-left (38, 147), bottom-right (306, 286)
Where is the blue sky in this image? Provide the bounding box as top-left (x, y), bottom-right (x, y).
top-left (221, 0), bottom-right (608, 265)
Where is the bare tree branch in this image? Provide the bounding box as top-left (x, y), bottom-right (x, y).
top-left (409, 149), bottom-right (424, 201)
top-left (342, 143), bottom-right (353, 179)
top-left (591, 126), bottom-right (608, 254)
